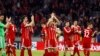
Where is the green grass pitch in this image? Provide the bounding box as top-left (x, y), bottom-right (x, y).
top-left (0, 50), bottom-right (100, 56)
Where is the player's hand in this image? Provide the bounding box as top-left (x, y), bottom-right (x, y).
top-left (94, 30), bottom-right (97, 33)
top-left (31, 15), bottom-right (34, 21)
top-left (51, 13), bottom-right (55, 18)
top-left (8, 17), bottom-right (11, 22)
top-left (6, 17), bottom-right (9, 23)
top-left (48, 18), bottom-right (53, 22)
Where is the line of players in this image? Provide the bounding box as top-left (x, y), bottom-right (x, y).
top-left (41, 13), bottom-right (97, 56)
top-left (0, 12), bottom-right (97, 56)
top-left (0, 14), bottom-right (35, 56)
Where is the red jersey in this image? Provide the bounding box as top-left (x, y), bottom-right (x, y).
top-left (6, 24), bottom-right (16, 40)
top-left (46, 26), bottom-right (56, 40)
top-left (29, 26), bottom-right (33, 39)
top-left (41, 26), bottom-right (47, 40)
top-left (71, 25), bottom-right (81, 41)
top-left (84, 28), bottom-right (93, 39)
top-left (21, 23), bottom-right (30, 39)
top-left (45, 25), bottom-right (58, 48)
top-left (21, 23), bottom-right (33, 47)
top-left (63, 26), bottom-right (73, 47)
top-left (83, 28), bottom-right (93, 48)
top-left (63, 26), bottom-right (72, 40)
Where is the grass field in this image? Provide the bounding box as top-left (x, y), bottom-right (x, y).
top-left (0, 50), bottom-right (100, 56)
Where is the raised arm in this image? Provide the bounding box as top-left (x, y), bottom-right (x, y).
top-left (46, 18), bottom-right (53, 26)
top-left (64, 27), bottom-right (71, 33)
top-left (4, 17), bottom-right (11, 28)
top-left (53, 15), bottom-right (60, 25)
top-left (52, 13), bottom-right (60, 25)
top-left (25, 15), bottom-right (35, 27)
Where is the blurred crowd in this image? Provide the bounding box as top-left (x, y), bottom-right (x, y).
top-left (0, 0), bottom-right (100, 42)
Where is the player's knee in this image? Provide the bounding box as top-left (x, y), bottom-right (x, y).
top-left (21, 47), bottom-right (25, 50)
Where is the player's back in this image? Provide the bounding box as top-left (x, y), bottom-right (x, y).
top-left (84, 28), bottom-right (93, 40)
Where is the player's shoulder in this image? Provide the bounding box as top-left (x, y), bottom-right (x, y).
top-left (77, 25), bottom-right (80, 28)
top-left (71, 25), bottom-right (74, 28)
top-left (63, 26), bottom-right (66, 29)
top-left (56, 28), bottom-right (60, 30)
top-left (84, 28), bottom-right (91, 31)
top-left (84, 28), bottom-right (87, 31)
top-left (21, 23), bottom-right (25, 27)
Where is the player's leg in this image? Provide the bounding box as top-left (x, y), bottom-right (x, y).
top-left (27, 47), bottom-right (32, 56)
top-left (0, 37), bottom-right (6, 56)
top-left (20, 47), bottom-right (25, 56)
top-left (10, 38), bottom-right (16, 56)
top-left (83, 48), bottom-right (87, 56)
top-left (54, 47), bottom-right (59, 56)
top-left (87, 43), bottom-right (91, 56)
top-left (2, 48), bottom-right (6, 56)
top-left (76, 46), bottom-right (80, 56)
top-left (26, 39), bottom-right (32, 56)
top-left (63, 46), bottom-right (68, 56)
top-left (69, 47), bottom-right (73, 56)
top-left (73, 41), bottom-right (80, 56)
top-left (63, 40), bottom-right (72, 56)
top-left (85, 47), bottom-right (90, 56)
top-left (44, 45), bottom-right (49, 56)
top-left (44, 40), bottom-right (48, 56)
top-left (6, 38), bottom-right (12, 56)
top-left (47, 48), bottom-right (52, 56)
top-left (73, 46), bottom-right (77, 56)
top-left (83, 40), bottom-right (87, 56)
top-left (20, 38), bottom-right (26, 56)
top-left (87, 49), bottom-right (90, 56)
top-left (51, 39), bottom-right (59, 56)
top-left (83, 43), bottom-right (90, 56)
top-left (44, 49), bottom-right (48, 56)
top-left (11, 46), bottom-right (16, 56)
top-left (48, 40), bottom-right (54, 56)
top-left (6, 45), bottom-right (11, 56)
top-left (69, 41), bottom-right (73, 56)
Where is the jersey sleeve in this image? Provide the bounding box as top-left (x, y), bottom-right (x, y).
top-left (63, 27), bottom-right (71, 33)
top-left (0, 22), bottom-right (5, 28)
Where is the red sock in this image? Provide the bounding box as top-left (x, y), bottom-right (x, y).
top-left (51, 52), bottom-right (54, 56)
top-left (20, 48), bottom-right (25, 56)
top-left (8, 52), bottom-right (10, 56)
top-left (73, 47), bottom-right (77, 56)
top-left (47, 51), bottom-right (50, 56)
top-left (73, 46), bottom-right (80, 56)
top-left (44, 49), bottom-right (48, 56)
top-left (76, 48), bottom-right (80, 56)
top-left (6, 46), bottom-right (8, 54)
top-left (54, 51), bottom-right (59, 56)
top-left (6, 46), bottom-right (11, 56)
top-left (12, 47), bottom-right (16, 56)
top-left (56, 51), bottom-right (59, 56)
top-left (84, 49), bottom-right (86, 55)
top-left (28, 48), bottom-right (32, 56)
top-left (87, 50), bottom-right (90, 56)
top-left (47, 51), bottom-right (53, 56)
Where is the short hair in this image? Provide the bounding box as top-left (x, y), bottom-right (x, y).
top-left (87, 22), bottom-right (92, 26)
top-left (0, 13), bottom-right (4, 16)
